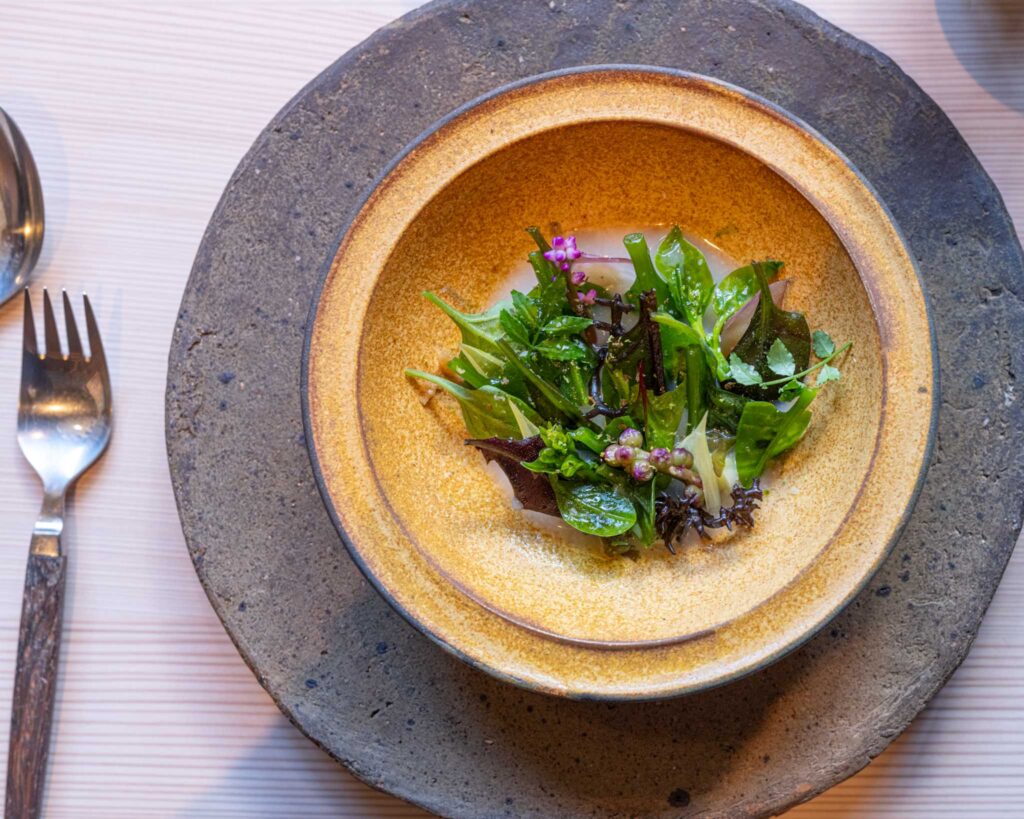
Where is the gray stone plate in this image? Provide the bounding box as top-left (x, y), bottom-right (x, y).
top-left (166, 1), bottom-right (1024, 815)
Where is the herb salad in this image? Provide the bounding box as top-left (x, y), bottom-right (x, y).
top-left (405, 227), bottom-right (851, 555)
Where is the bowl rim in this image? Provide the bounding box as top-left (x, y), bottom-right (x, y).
top-left (302, 63), bottom-right (940, 701)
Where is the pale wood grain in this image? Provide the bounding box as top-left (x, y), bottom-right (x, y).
top-left (0, 1), bottom-right (1020, 816)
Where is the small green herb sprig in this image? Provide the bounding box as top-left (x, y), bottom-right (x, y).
top-left (405, 227), bottom-right (851, 554)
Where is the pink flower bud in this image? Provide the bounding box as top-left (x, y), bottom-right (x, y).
top-left (649, 447), bottom-right (671, 467)
top-left (618, 428), bottom-right (643, 448)
top-left (631, 461), bottom-right (656, 482)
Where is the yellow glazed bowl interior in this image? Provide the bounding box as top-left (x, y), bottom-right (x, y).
top-left (305, 67), bottom-right (935, 699)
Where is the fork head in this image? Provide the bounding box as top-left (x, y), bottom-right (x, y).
top-left (18, 289), bottom-right (112, 493)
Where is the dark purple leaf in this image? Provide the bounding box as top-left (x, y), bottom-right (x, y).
top-left (466, 436), bottom-right (559, 516)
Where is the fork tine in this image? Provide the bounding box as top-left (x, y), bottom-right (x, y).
top-left (83, 294), bottom-right (106, 370)
top-left (62, 291), bottom-right (84, 356)
top-left (22, 289), bottom-right (38, 356)
top-left (42, 289), bottom-right (62, 357)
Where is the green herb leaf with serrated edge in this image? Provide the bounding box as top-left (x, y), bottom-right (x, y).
top-left (735, 388), bottom-right (817, 486)
top-left (767, 338), bottom-right (796, 377)
top-left (404, 370), bottom-right (542, 439)
top-left (816, 364), bottom-right (842, 386)
top-left (655, 226), bottom-right (714, 327)
top-left (541, 315), bottom-right (593, 336)
top-left (812, 329), bottom-right (836, 359)
top-left (552, 480), bottom-right (637, 537)
top-left (728, 354), bottom-right (763, 386)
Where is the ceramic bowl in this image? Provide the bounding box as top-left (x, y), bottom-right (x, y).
top-left (304, 66), bottom-right (936, 700)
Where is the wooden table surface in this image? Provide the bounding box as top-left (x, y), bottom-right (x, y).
top-left (0, 2), bottom-right (1021, 816)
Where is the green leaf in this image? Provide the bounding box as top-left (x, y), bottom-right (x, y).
top-left (520, 458), bottom-right (559, 474)
top-left (499, 308), bottom-right (532, 347)
top-left (459, 343), bottom-right (504, 377)
top-left (541, 315), bottom-right (593, 336)
top-left (511, 290), bottom-right (539, 330)
top-left (778, 379), bottom-right (805, 402)
top-left (447, 345), bottom-right (528, 402)
top-left (570, 427), bottom-right (607, 454)
top-left (650, 312), bottom-right (715, 379)
top-left (510, 401), bottom-right (541, 438)
top-left (711, 261), bottom-right (783, 323)
top-left (404, 370), bottom-right (542, 439)
top-left (623, 233), bottom-right (671, 306)
top-left (497, 339), bottom-right (585, 421)
top-left (526, 250), bottom-right (566, 325)
top-left (655, 226), bottom-right (713, 326)
top-left (683, 345), bottom-right (708, 436)
top-left (729, 261), bottom-right (811, 399)
top-left (816, 364), bottom-right (842, 385)
top-left (812, 329), bottom-right (836, 359)
top-left (631, 479), bottom-right (658, 547)
top-left (645, 386), bottom-right (687, 449)
top-left (552, 480), bottom-right (637, 537)
top-left (605, 416), bottom-right (639, 441)
top-left (735, 388), bottom-right (817, 486)
top-left (728, 354), bottom-right (763, 386)
top-left (424, 292), bottom-right (505, 355)
top-left (766, 338), bottom-right (796, 377)
top-left (707, 385), bottom-right (749, 435)
top-left (536, 337), bottom-right (588, 362)
top-left (559, 454), bottom-right (588, 478)
top-left (539, 424), bottom-right (571, 453)
top-left (446, 353), bottom-right (488, 390)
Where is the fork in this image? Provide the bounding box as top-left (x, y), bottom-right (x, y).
top-left (5, 289), bottom-right (111, 819)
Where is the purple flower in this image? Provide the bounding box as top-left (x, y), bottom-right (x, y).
top-left (579, 288), bottom-right (598, 306)
top-left (544, 235), bottom-right (582, 271)
top-left (570, 270), bottom-right (587, 286)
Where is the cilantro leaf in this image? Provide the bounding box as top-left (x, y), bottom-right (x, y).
top-left (812, 329), bottom-right (836, 359)
top-left (766, 338), bottom-right (796, 377)
top-left (816, 364), bottom-right (842, 385)
top-left (728, 353), bottom-right (763, 386)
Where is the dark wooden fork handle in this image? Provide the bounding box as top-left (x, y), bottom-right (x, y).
top-left (5, 554), bottom-right (66, 819)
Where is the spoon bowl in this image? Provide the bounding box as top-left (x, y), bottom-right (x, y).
top-left (0, 107), bottom-right (45, 305)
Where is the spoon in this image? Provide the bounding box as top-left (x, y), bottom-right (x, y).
top-left (0, 106), bottom-right (44, 306)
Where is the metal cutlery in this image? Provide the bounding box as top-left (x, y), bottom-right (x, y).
top-left (0, 109), bottom-right (44, 306)
top-left (5, 289), bottom-right (111, 819)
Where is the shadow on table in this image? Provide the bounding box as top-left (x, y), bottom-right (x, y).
top-left (936, 0), bottom-right (1024, 113)
top-left (181, 717), bottom-right (427, 818)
